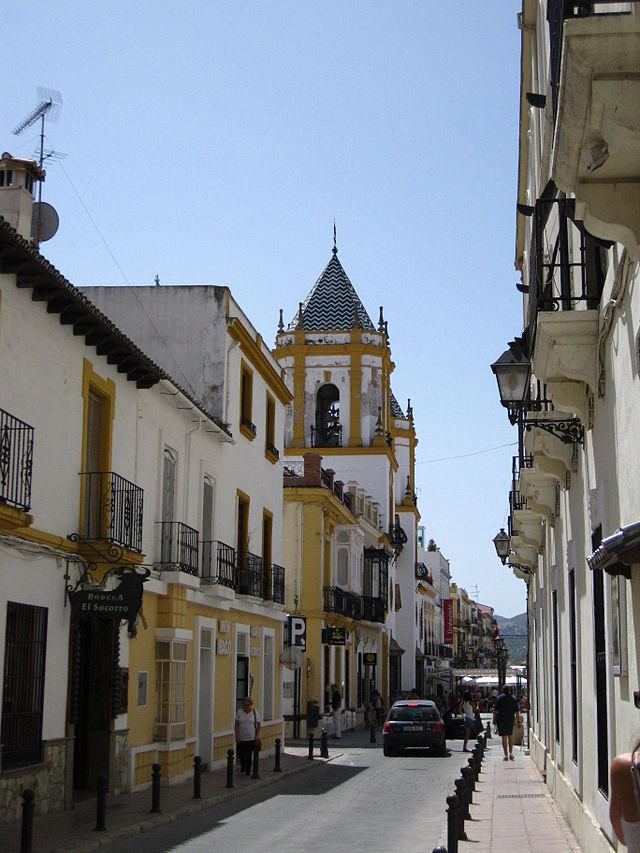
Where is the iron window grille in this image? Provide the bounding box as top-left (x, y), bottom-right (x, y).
top-left (157, 521), bottom-right (199, 575)
top-left (200, 540), bottom-right (235, 588)
top-left (1, 601), bottom-right (48, 768)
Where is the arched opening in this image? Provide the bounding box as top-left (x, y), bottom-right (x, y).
top-left (312, 384), bottom-right (342, 447)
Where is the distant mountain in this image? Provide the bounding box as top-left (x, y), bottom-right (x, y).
top-left (495, 612), bottom-right (528, 665)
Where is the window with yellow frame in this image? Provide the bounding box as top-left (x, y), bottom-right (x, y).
top-left (265, 393), bottom-right (278, 462)
top-left (239, 362), bottom-right (256, 441)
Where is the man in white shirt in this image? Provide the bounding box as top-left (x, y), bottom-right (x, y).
top-left (235, 696), bottom-right (261, 775)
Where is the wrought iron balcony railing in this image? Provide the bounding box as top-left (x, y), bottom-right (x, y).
top-left (323, 586), bottom-right (362, 620)
top-left (236, 551), bottom-right (263, 597)
top-left (157, 521), bottom-right (199, 575)
top-left (361, 595), bottom-right (385, 623)
top-left (80, 471), bottom-right (144, 552)
top-left (0, 408), bottom-right (34, 512)
top-left (266, 441), bottom-right (279, 460)
top-left (270, 564), bottom-right (285, 604)
top-left (201, 540), bottom-right (235, 588)
top-left (241, 415), bottom-right (257, 437)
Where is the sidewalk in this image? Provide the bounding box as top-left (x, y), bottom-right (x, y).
top-left (456, 733), bottom-right (581, 852)
top-left (3, 739), bottom-right (336, 853)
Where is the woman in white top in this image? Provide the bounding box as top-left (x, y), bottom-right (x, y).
top-left (461, 690), bottom-right (475, 753)
top-left (610, 741), bottom-right (640, 852)
top-left (235, 696), bottom-right (261, 776)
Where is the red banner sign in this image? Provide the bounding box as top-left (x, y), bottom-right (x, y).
top-left (443, 599), bottom-right (453, 645)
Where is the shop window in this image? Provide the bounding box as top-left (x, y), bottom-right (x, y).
top-left (155, 640), bottom-right (187, 742)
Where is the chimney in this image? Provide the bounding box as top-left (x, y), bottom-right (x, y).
top-left (0, 153), bottom-right (45, 241)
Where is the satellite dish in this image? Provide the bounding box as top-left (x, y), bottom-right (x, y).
top-left (31, 202), bottom-right (59, 243)
top-left (279, 646), bottom-right (304, 670)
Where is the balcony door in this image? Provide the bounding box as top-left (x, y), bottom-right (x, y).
top-left (84, 391), bottom-right (106, 539)
top-left (161, 450), bottom-right (176, 562)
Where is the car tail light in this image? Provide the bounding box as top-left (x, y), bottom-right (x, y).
top-left (433, 721), bottom-right (442, 733)
top-left (407, 702), bottom-right (418, 707)
top-left (384, 721), bottom-right (392, 732)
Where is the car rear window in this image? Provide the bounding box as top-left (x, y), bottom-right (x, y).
top-left (389, 707), bottom-right (438, 722)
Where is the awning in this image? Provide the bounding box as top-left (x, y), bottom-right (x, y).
top-left (389, 637), bottom-right (405, 656)
top-left (587, 520), bottom-right (640, 579)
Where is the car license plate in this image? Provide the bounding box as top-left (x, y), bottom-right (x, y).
top-left (404, 725), bottom-right (424, 731)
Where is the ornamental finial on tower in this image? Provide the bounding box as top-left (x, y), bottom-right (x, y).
top-left (296, 302), bottom-right (304, 331)
top-left (278, 308), bottom-right (284, 334)
top-left (378, 306), bottom-right (384, 332)
top-left (333, 220), bottom-right (338, 255)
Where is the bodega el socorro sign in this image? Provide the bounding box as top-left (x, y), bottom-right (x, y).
top-left (68, 566), bottom-right (150, 636)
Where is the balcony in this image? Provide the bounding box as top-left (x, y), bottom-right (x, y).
top-left (269, 564), bottom-right (285, 605)
top-left (0, 408), bottom-right (33, 514)
top-left (201, 540), bottom-right (235, 588)
top-left (361, 595), bottom-right (385, 624)
top-left (81, 471), bottom-right (144, 552)
top-left (323, 586), bottom-right (362, 620)
top-left (235, 551), bottom-right (263, 597)
top-left (548, 1), bottom-right (640, 256)
top-left (157, 521), bottom-right (199, 575)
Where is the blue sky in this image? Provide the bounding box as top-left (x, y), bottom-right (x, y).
top-left (3, 1), bottom-right (526, 616)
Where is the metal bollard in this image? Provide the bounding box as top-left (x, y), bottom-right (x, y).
top-left (274, 738), bottom-right (282, 772)
top-left (455, 778), bottom-right (468, 840)
top-left (308, 731), bottom-right (314, 760)
top-left (486, 720), bottom-right (492, 738)
top-left (193, 755), bottom-right (202, 799)
top-left (20, 788), bottom-right (35, 853)
top-left (226, 749), bottom-right (234, 788)
top-left (251, 742), bottom-right (260, 779)
top-left (467, 755), bottom-right (477, 789)
top-left (320, 728), bottom-right (329, 758)
top-left (370, 723), bottom-right (376, 743)
top-left (446, 792), bottom-right (459, 853)
top-left (95, 775), bottom-right (107, 831)
top-left (150, 763), bottom-right (161, 813)
top-left (461, 765), bottom-right (474, 810)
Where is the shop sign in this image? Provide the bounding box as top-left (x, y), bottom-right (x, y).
top-left (287, 615), bottom-right (307, 649)
top-left (322, 626), bottom-right (346, 645)
top-left (363, 652), bottom-right (377, 666)
top-left (68, 567), bottom-right (149, 636)
top-left (443, 599), bottom-right (454, 645)
top-left (216, 638), bottom-right (232, 655)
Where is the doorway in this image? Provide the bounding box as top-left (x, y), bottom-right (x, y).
top-left (198, 627), bottom-right (214, 768)
top-left (71, 617), bottom-right (115, 792)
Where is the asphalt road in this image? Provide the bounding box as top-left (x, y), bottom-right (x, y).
top-left (102, 737), bottom-right (469, 853)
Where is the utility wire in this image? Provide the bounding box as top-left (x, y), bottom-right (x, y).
top-left (58, 161), bottom-right (131, 284)
top-left (417, 441), bottom-right (517, 465)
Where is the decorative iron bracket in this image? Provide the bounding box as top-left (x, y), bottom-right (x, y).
top-left (524, 417), bottom-right (584, 446)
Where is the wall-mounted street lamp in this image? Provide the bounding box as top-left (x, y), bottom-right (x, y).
top-left (493, 528), bottom-right (511, 565)
top-left (491, 340), bottom-right (584, 446)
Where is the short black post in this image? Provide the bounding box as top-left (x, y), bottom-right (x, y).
top-left (226, 749), bottom-right (234, 788)
top-left (486, 720), bottom-right (492, 738)
top-left (20, 789), bottom-right (35, 853)
top-left (468, 755), bottom-right (477, 789)
top-left (251, 742), bottom-right (260, 779)
top-left (369, 723), bottom-right (376, 743)
top-left (462, 765), bottom-right (474, 810)
top-left (320, 728), bottom-right (329, 758)
top-left (308, 731), bottom-right (314, 760)
top-left (193, 755), bottom-right (202, 799)
top-left (150, 763), bottom-right (161, 813)
top-left (455, 778), bottom-right (468, 839)
top-left (433, 847), bottom-right (448, 853)
top-left (274, 738), bottom-right (282, 771)
top-left (446, 792), bottom-right (459, 853)
top-left (95, 775), bottom-right (107, 831)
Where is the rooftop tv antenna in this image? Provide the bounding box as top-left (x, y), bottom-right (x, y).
top-left (13, 88), bottom-right (62, 244)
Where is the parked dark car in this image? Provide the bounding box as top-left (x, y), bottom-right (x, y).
top-left (383, 700), bottom-right (447, 756)
top-left (443, 711), bottom-right (483, 740)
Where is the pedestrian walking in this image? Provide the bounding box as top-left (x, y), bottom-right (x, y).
top-left (235, 696), bottom-right (261, 775)
top-left (461, 690), bottom-right (475, 752)
top-left (373, 690), bottom-right (383, 727)
top-left (492, 684), bottom-right (521, 761)
top-left (331, 683), bottom-right (342, 738)
top-left (610, 737), bottom-right (640, 851)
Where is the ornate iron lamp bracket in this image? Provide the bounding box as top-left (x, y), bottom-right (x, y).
top-left (523, 417), bottom-right (584, 446)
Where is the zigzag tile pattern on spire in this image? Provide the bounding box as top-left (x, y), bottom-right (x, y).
top-left (287, 252), bottom-right (375, 331)
top-left (390, 393), bottom-right (405, 419)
